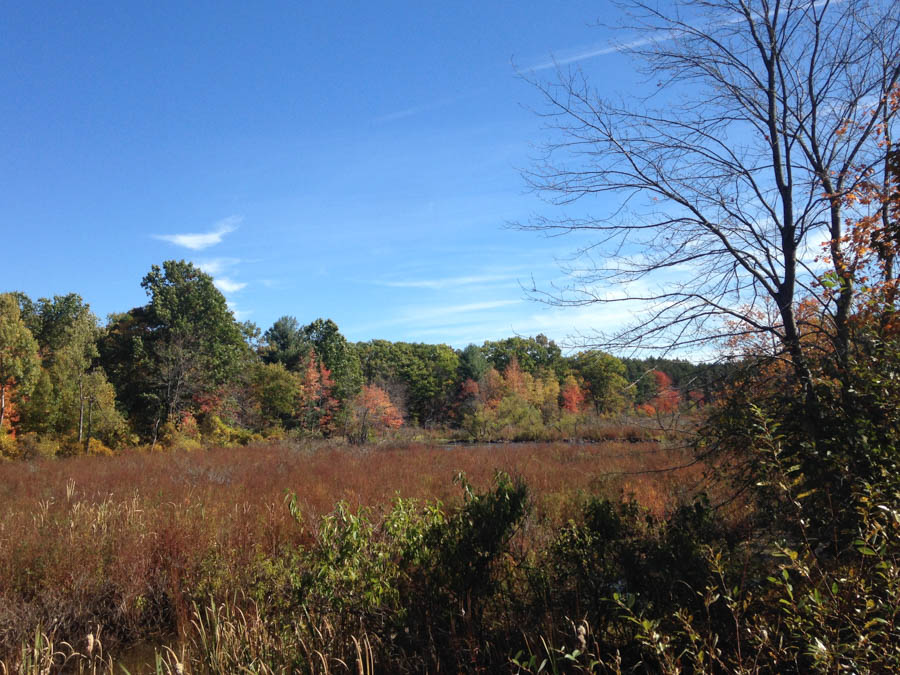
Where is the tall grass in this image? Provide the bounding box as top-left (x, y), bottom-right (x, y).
top-left (0, 435), bottom-right (712, 669)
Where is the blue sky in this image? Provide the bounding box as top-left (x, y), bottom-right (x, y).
top-left (2, 1), bottom-right (650, 348)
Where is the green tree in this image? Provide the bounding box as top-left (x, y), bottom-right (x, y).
top-left (262, 316), bottom-right (306, 370)
top-left (49, 305), bottom-right (101, 440)
top-left (99, 307), bottom-right (157, 437)
top-left (102, 261), bottom-right (246, 442)
top-left (458, 343), bottom-right (489, 382)
top-left (482, 335), bottom-right (565, 377)
top-left (0, 294), bottom-right (40, 429)
top-left (28, 294), bottom-right (94, 363)
top-left (143, 260), bottom-right (246, 440)
top-left (404, 343), bottom-right (460, 425)
top-left (570, 350), bottom-right (630, 413)
top-left (13, 294), bottom-right (126, 447)
top-left (356, 340), bottom-right (461, 424)
top-left (250, 361), bottom-right (300, 429)
top-left (300, 318), bottom-right (362, 402)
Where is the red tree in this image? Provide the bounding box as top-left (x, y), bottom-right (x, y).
top-left (560, 375), bottom-right (587, 413)
top-left (648, 370), bottom-right (680, 414)
top-left (347, 384), bottom-right (402, 444)
top-left (297, 351), bottom-right (340, 436)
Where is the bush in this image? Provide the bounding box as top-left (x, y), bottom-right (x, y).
top-left (0, 424), bottom-right (18, 459)
top-left (16, 432), bottom-right (59, 459)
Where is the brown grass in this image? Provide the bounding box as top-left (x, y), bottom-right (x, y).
top-left (0, 436), bottom-right (710, 661)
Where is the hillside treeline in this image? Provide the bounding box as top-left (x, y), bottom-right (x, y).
top-left (0, 261), bottom-right (721, 457)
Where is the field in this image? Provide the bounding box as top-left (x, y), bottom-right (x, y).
top-left (0, 431), bottom-right (714, 672)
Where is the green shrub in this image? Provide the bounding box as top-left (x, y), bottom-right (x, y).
top-left (13, 431), bottom-right (59, 459)
top-left (0, 424), bottom-right (17, 459)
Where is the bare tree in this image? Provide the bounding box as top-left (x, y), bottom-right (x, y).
top-left (521, 0), bottom-right (900, 397)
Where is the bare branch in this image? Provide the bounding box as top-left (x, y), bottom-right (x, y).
top-left (519, 0), bottom-right (900, 369)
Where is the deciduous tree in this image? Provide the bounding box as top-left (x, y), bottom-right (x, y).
top-left (296, 350), bottom-right (340, 436)
top-left (346, 384), bottom-right (403, 444)
top-left (301, 318), bottom-right (362, 402)
top-left (570, 350), bottom-right (629, 413)
top-left (103, 261), bottom-right (246, 442)
top-left (0, 294), bottom-right (40, 429)
top-left (522, 0), bottom-right (900, 416)
top-left (560, 374), bottom-right (587, 413)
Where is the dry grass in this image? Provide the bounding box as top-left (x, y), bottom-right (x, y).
top-left (0, 435), bottom-right (711, 663)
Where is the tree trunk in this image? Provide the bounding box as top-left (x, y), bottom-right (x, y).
top-left (78, 380), bottom-right (85, 443)
top-left (83, 396), bottom-right (94, 453)
top-left (151, 413), bottom-right (161, 449)
top-left (778, 294), bottom-right (821, 435)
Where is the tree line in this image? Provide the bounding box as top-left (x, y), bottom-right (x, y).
top-left (0, 260), bottom-right (721, 457)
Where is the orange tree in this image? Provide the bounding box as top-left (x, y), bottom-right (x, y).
top-left (345, 384), bottom-right (403, 444)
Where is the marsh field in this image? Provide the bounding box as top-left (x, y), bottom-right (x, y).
top-left (0, 430), bottom-right (715, 673)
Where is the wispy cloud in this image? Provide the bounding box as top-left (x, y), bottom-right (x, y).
top-left (258, 278), bottom-right (283, 289)
top-left (154, 216), bottom-right (240, 251)
top-left (525, 3), bottom-right (780, 73)
top-left (376, 274), bottom-right (519, 290)
top-left (424, 300), bottom-right (521, 316)
top-left (197, 257), bottom-right (242, 277)
top-left (351, 299), bottom-right (523, 335)
top-left (527, 0), bottom-right (846, 73)
top-left (373, 92), bottom-right (473, 124)
top-left (526, 34), bottom-right (667, 72)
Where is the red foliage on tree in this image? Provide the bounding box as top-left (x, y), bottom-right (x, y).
top-left (503, 357), bottom-right (527, 397)
top-left (0, 384), bottom-right (20, 436)
top-left (480, 367), bottom-right (505, 409)
top-left (193, 391), bottom-right (224, 415)
top-left (297, 351), bottom-right (340, 436)
top-left (355, 385), bottom-right (403, 430)
top-left (460, 378), bottom-right (480, 399)
top-left (448, 378), bottom-right (482, 422)
top-left (648, 370), bottom-right (680, 414)
top-left (560, 376), bottom-right (587, 413)
top-left (636, 402), bottom-right (656, 416)
top-left (347, 384), bottom-right (403, 444)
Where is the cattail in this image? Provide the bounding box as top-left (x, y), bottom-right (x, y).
top-left (577, 624), bottom-right (587, 652)
top-left (86, 632), bottom-right (95, 656)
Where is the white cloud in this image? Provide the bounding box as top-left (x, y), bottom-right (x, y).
top-left (214, 277), bottom-right (247, 294)
top-left (195, 256), bottom-right (248, 296)
top-left (425, 300), bottom-right (521, 315)
top-left (154, 216), bottom-right (241, 251)
top-left (197, 257), bottom-right (241, 277)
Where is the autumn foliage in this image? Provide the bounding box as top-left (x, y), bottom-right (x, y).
top-left (560, 374), bottom-right (587, 413)
top-left (297, 351), bottom-right (340, 436)
top-left (346, 384), bottom-right (403, 444)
